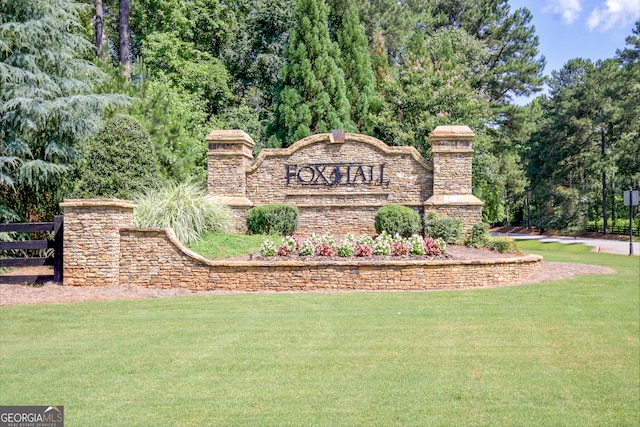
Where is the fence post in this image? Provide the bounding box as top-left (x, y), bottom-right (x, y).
top-left (53, 215), bottom-right (63, 283)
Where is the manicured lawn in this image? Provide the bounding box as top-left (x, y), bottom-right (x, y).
top-left (1, 242), bottom-right (638, 426)
top-left (188, 232), bottom-right (277, 259)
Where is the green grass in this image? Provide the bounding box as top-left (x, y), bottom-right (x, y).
top-left (188, 232), bottom-right (278, 259)
top-left (1, 242), bottom-right (638, 426)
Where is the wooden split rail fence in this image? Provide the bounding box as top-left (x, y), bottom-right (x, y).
top-left (0, 216), bottom-right (63, 284)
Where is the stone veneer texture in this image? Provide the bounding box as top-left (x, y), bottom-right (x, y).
top-left (119, 227), bottom-right (542, 291)
top-left (61, 199), bottom-right (135, 287)
top-left (207, 128), bottom-right (485, 235)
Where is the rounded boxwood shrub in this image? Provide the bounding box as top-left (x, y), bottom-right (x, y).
top-left (374, 205), bottom-right (421, 238)
top-left (74, 114), bottom-right (162, 199)
top-left (246, 204), bottom-right (299, 235)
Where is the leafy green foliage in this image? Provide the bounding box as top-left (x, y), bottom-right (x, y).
top-left (74, 115), bottom-right (162, 199)
top-left (0, 0), bottom-right (128, 220)
top-left (466, 222), bottom-right (490, 249)
top-left (129, 79), bottom-right (208, 182)
top-left (526, 48), bottom-right (640, 233)
top-left (374, 205), bottom-right (421, 238)
top-left (130, 0), bottom-right (238, 59)
top-left (140, 31), bottom-right (232, 116)
top-left (423, 211), bottom-right (463, 244)
top-left (246, 204), bottom-right (299, 235)
top-left (485, 237), bottom-right (519, 254)
top-left (370, 40), bottom-right (491, 157)
top-left (133, 181), bottom-right (233, 245)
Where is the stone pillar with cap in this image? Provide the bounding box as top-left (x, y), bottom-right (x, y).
top-left (424, 125), bottom-right (484, 232)
top-left (60, 198), bottom-right (136, 287)
top-left (206, 130), bottom-right (255, 230)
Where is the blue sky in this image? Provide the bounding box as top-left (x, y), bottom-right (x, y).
top-left (508, 0), bottom-right (640, 103)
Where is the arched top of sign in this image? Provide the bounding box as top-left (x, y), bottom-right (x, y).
top-left (247, 132), bottom-right (431, 174)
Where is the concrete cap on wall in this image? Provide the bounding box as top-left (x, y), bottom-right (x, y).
top-left (60, 198), bottom-right (137, 209)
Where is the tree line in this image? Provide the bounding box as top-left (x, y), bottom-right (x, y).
top-left (1, 0), bottom-right (638, 234)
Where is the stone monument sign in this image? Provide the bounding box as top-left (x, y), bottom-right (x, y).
top-left (207, 126), bottom-right (483, 235)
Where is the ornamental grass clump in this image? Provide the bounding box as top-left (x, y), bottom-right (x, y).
top-left (134, 181), bottom-right (233, 245)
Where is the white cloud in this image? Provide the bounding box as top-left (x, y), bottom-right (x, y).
top-left (587, 0), bottom-right (640, 31)
top-left (543, 0), bottom-right (583, 24)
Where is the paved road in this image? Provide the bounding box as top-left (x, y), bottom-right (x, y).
top-left (492, 232), bottom-right (640, 256)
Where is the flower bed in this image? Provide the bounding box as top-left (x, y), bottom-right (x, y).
top-left (259, 232), bottom-right (449, 259)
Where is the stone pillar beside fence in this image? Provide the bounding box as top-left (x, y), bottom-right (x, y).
top-left (60, 199), bottom-right (136, 286)
top-left (424, 126), bottom-right (484, 232)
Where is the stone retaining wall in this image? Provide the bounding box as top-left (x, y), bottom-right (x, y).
top-left (119, 227), bottom-right (542, 292)
top-left (62, 199), bottom-right (541, 291)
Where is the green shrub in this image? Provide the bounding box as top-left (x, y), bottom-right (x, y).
top-left (467, 222), bottom-right (490, 248)
top-left (424, 211), bottom-right (463, 244)
top-left (133, 181), bottom-right (233, 245)
top-left (74, 114), bottom-right (163, 199)
top-left (485, 237), bottom-right (519, 254)
top-left (374, 205), bottom-right (421, 238)
top-left (246, 204), bottom-right (299, 235)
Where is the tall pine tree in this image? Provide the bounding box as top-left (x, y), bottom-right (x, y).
top-left (337, 3), bottom-right (376, 133)
top-left (269, 0), bottom-right (354, 146)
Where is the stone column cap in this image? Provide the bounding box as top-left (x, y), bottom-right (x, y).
top-left (429, 126), bottom-right (475, 140)
top-left (60, 198), bottom-right (137, 209)
top-left (206, 129), bottom-right (255, 147)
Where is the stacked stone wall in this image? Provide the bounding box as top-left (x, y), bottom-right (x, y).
top-left (118, 226), bottom-right (541, 291)
top-left (432, 153), bottom-right (473, 195)
top-left (60, 199), bottom-right (135, 287)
